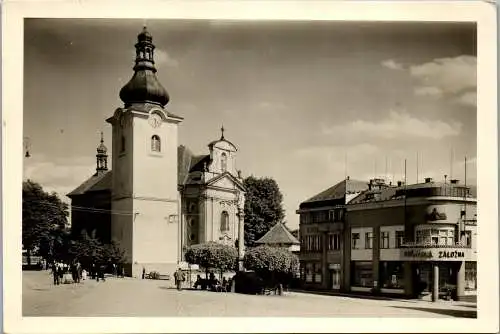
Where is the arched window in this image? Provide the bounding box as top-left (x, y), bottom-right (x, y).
top-left (151, 135), bottom-right (161, 152)
top-left (220, 211), bottom-right (229, 232)
top-left (120, 136), bottom-right (125, 153)
top-left (221, 153), bottom-right (227, 172)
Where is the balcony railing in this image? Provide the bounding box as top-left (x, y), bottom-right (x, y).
top-left (400, 241), bottom-right (471, 249)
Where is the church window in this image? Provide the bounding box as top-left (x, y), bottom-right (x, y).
top-left (221, 153), bottom-right (227, 172)
top-left (120, 136), bottom-right (125, 153)
top-left (220, 211), bottom-right (229, 232)
top-left (151, 135), bottom-right (161, 152)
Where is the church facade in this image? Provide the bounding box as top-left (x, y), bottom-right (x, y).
top-left (68, 27), bottom-right (245, 278)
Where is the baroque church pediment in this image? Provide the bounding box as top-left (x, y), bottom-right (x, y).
top-left (206, 172), bottom-right (245, 192)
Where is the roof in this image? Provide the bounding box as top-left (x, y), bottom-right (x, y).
top-left (301, 178), bottom-right (369, 205)
top-left (348, 181), bottom-right (477, 205)
top-left (67, 171), bottom-right (112, 197)
top-left (255, 223), bottom-right (300, 245)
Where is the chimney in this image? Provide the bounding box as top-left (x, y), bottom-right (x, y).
top-left (346, 176), bottom-right (350, 180)
top-left (368, 180), bottom-right (372, 190)
top-left (450, 179), bottom-right (459, 184)
top-left (425, 177), bottom-right (433, 183)
top-left (397, 181), bottom-right (404, 187)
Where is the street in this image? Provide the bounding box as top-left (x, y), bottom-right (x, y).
top-left (22, 271), bottom-right (476, 317)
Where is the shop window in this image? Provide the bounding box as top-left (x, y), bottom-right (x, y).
top-left (352, 233), bottom-right (360, 249)
top-left (305, 263), bottom-right (313, 283)
top-left (395, 231), bottom-right (405, 248)
top-left (314, 263), bottom-right (322, 283)
top-left (380, 232), bottom-right (390, 249)
top-left (465, 262), bottom-right (477, 291)
top-left (365, 232), bottom-right (373, 249)
top-left (351, 261), bottom-right (373, 287)
top-left (151, 135), bottom-right (161, 152)
top-left (329, 264), bottom-right (341, 289)
top-left (379, 261), bottom-right (404, 289)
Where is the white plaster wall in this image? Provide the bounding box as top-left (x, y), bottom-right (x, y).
top-left (111, 111), bottom-right (134, 197)
top-left (351, 227), bottom-right (373, 261)
top-left (132, 200), bottom-right (178, 264)
top-left (132, 114), bottom-right (178, 201)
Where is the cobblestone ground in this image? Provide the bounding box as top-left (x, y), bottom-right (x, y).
top-left (23, 271), bottom-right (476, 318)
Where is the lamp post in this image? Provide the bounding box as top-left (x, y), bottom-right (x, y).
top-left (235, 191), bottom-right (245, 271)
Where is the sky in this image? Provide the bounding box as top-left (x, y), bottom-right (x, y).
top-left (23, 19), bottom-right (477, 230)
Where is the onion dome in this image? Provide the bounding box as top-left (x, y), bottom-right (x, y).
top-left (119, 26), bottom-right (170, 107)
top-left (96, 132), bottom-right (108, 173)
top-left (97, 131), bottom-right (107, 154)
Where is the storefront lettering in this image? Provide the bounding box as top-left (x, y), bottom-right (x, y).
top-left (403, 250), bottom-right (432, 258)
top-left (403, 249), bottom-right (465, 259)
top-left (438, 250), bottom-right (464, 259)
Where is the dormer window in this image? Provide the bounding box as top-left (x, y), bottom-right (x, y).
top-left (221, 152), bottom-right (227, 172)
top-left (151, 135), bottom-right (161, 152)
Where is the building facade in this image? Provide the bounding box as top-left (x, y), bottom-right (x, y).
top-left (298, 177), bottom-right (477, 302)
top-left (68, 27), bottom-right (245, 278)
top-left (296, 177), bottom-right (368, 290)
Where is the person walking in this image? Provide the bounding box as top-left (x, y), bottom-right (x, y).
top-left (174, 268), bottom-right (185, 291)
top-left (52, 262), bottom-right (59, 285)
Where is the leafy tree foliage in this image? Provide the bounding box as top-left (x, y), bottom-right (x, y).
top-left (184, 242), bottom-right (238, 278)
top-left (243, 246), bottom-right (299, 285)
top-left (68, 231), bottom-right (126, 267)
top-left (22, 180), bottom-right (69, 264)
top-left (243, 176), bottom-right (285, 247)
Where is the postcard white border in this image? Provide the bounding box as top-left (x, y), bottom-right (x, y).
top-left (2, 1), bottom-right (498, 333)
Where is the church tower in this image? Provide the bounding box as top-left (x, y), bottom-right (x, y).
top-left (106, 27), bottom-right (183, 277)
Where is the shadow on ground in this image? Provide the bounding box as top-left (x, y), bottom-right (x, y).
top-left (391, 306), bottom-right (476, 318)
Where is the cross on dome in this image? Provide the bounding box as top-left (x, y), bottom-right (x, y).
top-left (220, 125), bottom-right (225, 140)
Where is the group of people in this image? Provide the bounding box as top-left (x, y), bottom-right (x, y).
top-left (50, 261), bottom-right (125, 285)
top-left (192, 272), bottom-right (233, 292)
top-left (51, 261), bottom-right (84, 285)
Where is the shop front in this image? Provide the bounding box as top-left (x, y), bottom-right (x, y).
top-left (400, 247), bottom-right (476, 301)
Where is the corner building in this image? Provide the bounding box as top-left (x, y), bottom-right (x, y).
top-left (298, 178), bottom-right (477, 302)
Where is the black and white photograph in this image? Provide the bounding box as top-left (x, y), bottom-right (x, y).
top-left (2, 1), bottom-right (498, 333)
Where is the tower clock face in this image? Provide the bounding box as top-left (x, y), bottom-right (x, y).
top-left (149, 113), bottom-right (162, 128)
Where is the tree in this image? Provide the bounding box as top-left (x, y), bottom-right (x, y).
top-left (184, 242), bottom-right (238, 279)
top-left (243, 245), bottom-right (299, 286)
top-left (243, 176), bottom-right (285, 247)
top-left (22, 180), bottom-right (69, 265)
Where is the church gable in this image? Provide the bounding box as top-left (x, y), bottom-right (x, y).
top-left (206, 172), bottom-right (244, 191)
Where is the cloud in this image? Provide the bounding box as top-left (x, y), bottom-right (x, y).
top-left (409, 55), bottom-right (476, 107)
top-left (24, 155), bottom-right (96, 202)
top-left (154, 49), bottom-right (179, 67)
top-left (322, 110), bottom-right (462, 140)
top-left (454, 91), bottom-right (477, 107)
top-left (381, 59), bottom-right (404, 71)
top-left (414, 86), bottom-right (444, 97)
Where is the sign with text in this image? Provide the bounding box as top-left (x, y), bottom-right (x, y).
top-left (401, 248), bottom-right (470, 261)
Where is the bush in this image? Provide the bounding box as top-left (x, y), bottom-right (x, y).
top-left (184, 242), bottom-right (238, 277)
top-left (244, 246), bottom-right (299, 286)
